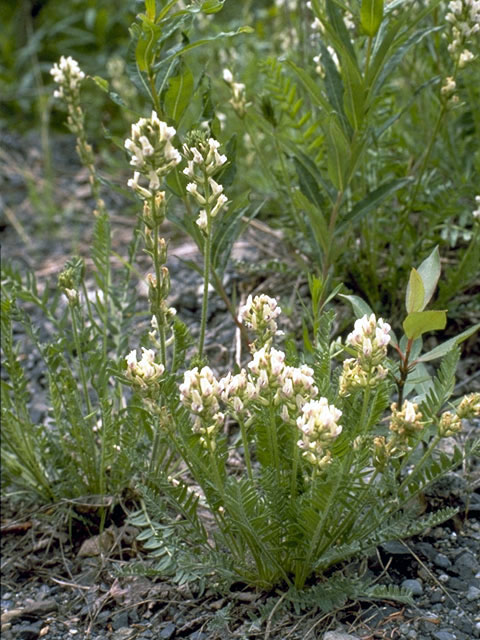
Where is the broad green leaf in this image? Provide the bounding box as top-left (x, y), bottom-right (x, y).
top-left (325, 0), bottom-right (357, 63)
top-left (320, 43), bottom-right (349, 133)
top-left (338, 294), bottom-right (373, 318)
top-left (416, 246), bottom-right (441, 309)
top-left (337, 177), bottom-right (411, 232)
top-left (292, 191), bottom-right (329, 255)
top-left (92, 75), bottom-right (108, 91)
top-left (403, 310), bottom-right (447, 341)
top-left (342, 53), bottom-right (365, 130)
top-left (417, 323), bottom-right (480, 362)
top-left (405, 268), bottom-right (425, 313)
top-left (360, 0), bottom-right (384, 36)
top-left (164, 63), bottom-right (194, 122)
top-left (326, 118), bottom-right (349, 190)
top-left (367, 24), bottom-right (442, 104)
top-left (201, 0), bottom-right (225, 13)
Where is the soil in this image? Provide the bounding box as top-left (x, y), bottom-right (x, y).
top-left (1, 131), bottom-right (479, 640)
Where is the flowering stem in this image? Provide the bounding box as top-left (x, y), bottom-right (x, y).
top-left (395, 337), bottom-right (414, 406)
top-left (152, 213), bottom-right (167, 366)
top-left (269, 401), bottom-right (281, 483)
top-left (321, 189), bottom-right (344, 294)
top-left (198, 175), bottom-right (212, 362)
top-left (69, 304), bottom-right (93, 419)
top-left (290, 430), bottom-right (300, 499)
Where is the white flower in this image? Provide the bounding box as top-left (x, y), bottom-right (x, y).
top-left (210, 193), bottom-right (228, 217)
top-left (186, 182), bottom-right (207, 205)
top-left (239, 294), bottom-right (282, 337)
top-left (124, 112), bottom-right (181, 197)
top-left (404, 400), bottom-right (417, 423)
top-left (296, 398), bottom-right (342, 466)
top-left (125, 347), bottom-right (164, 389)
top-left (223, 68), bottom-right (233, 84)
top-left (459, 48), bottom-right (474, 66)
top-left (196, 209), bottom-right (208, 230)
top-left (50, 56), bottom-right (85, 100)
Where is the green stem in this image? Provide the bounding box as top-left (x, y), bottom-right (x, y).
top-left (198, 174), bottom-right (213, 362)
top-left (321, 188), bottom-right (344, 295)
top-left (290, 430), bottom-right (300, 500)
top-left (152, 218), bottom-right (167, 366)
top-left (268, 401), bottom-right (281, 483)
top-left (70, 305), bottom-right (93, 418)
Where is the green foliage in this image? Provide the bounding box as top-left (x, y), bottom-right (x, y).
top-left (2, 0), bottom-right (479, 620)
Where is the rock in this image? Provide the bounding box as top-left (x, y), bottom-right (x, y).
top-left (416, 542), bottom-right (436, 561)
top-left (323, 632), bottom-right (361, 640)
top-left (430, 589), bottom-right (443, 603)
top-left (114, 629), bottom-right (135, 640)
top-left (112, 611), bottom-right (129, 630)
top-left (381, 541), bottom-right (409, 555)
top-left (432, 631), bottom-right (457, 640)
top-left (466, 585), bottom-right (480, 601)
top-left (13, 621), bottom-right (43, 639)
top-left (1, 609), bottom-right (23, 625)
top-left (401, 579), bottom-right (423, 596)
top-left (159, 622), bottom-right (176, 639)
top-left (23, 598), bottom-right (58, 617)
top-left (454, 550), bottom-right (480, 576)
top-left (448, 576), bottom-right (466, 591)
top-left (433, 553), bottom-right (451, 569)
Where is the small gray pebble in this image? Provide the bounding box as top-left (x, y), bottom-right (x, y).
top-left (401, 579), bottom-right (423, 596)
top-left (112, 610), bottom-right (130, 630)
top-left (159, 622), bottom-right (176, 640)
top-left (454, 551), bottom-right (480, 575)
top-left (430, 589), bottom-right (443, 603)
top-left (323, 633), bottom-right (361, 640)
top-left (433, 631), bottom-right (457, 640)
top-left (466, 585), bottom-right (480, 601)
top-left (434, 553), bottom-right (451, 569)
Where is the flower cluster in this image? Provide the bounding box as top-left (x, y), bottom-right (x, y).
top-left (456, 392), bottom-right (480, 418)
top-left (183, 132), bottom-right (228, 231)
top-left (125, 111), bottom-right (181, 198)
top-left (219, 370), bottom-right (257, 414)
top-left (339, 314), bottom-right (391, 394)
top-left (222, 69), bottom-right (247, 117)
top-left (438, 411), bottom-right (463, 437)
top-left (239, 294), bottom-right (282, 348)
top-left (179, 367), bottom-right (225, 449)
top-left (246, 346), bottom-right (318, 419)
top-left (125, 348), bottom-right (165, 390)
top-left (440, 76), bottom-right (459, 105)
top-left (388, 400), bottom-right (424, 441)
top-left (50, 56), bottom-right (85, 101)
top-left (296, 399), bottom-right (343, 468)
top-left (445, 0), bottom-right (479, 66)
